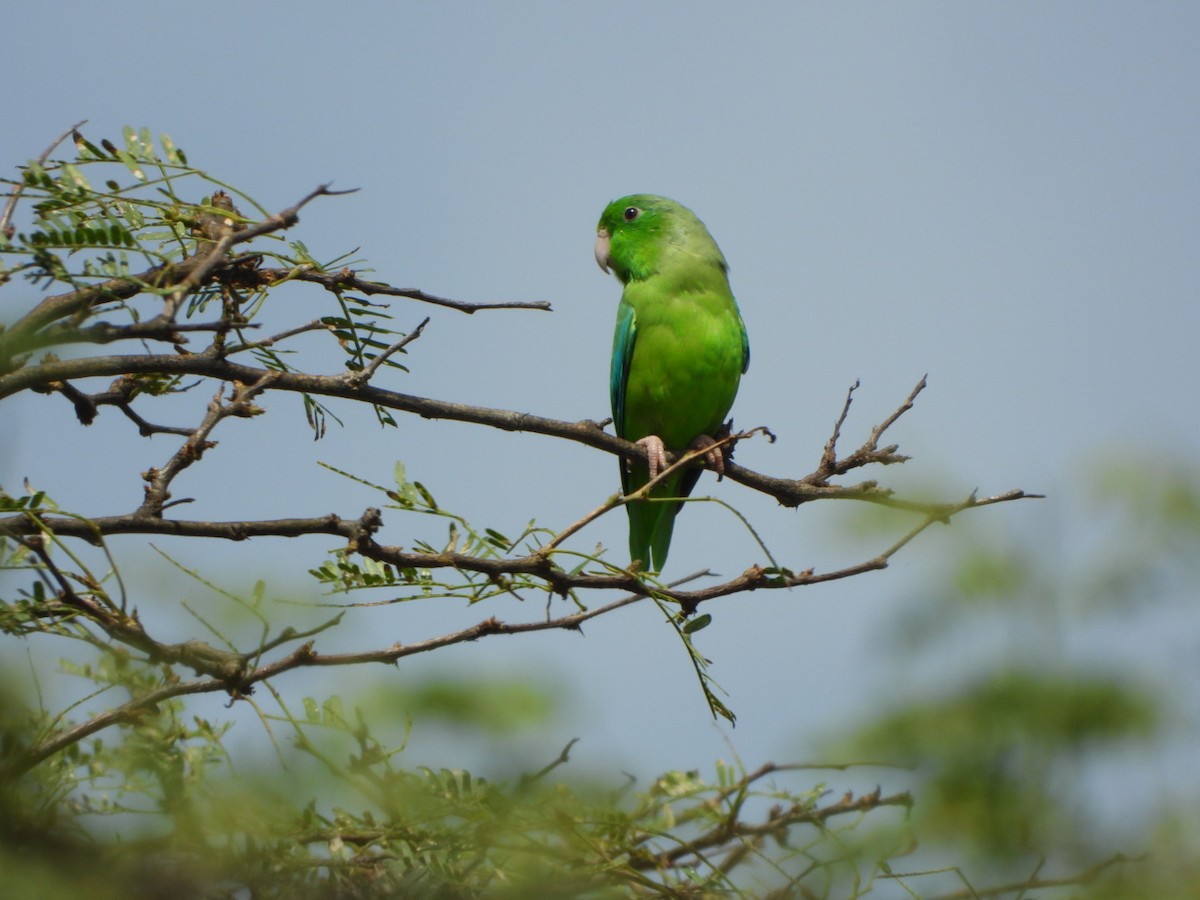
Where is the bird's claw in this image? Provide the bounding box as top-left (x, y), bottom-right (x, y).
top-left (637, 434), bottom-right (727, 480)
top-left (689, 433), bottom-right (726, 478)
top-left (636, 435), bottom-right (669, 480)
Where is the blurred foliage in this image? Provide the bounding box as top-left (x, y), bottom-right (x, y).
top-left (0, 660), bottom-right (909, 898)
top-left (847, 671), bottom-right (1156, 861)
top-left (825, 455), bottom-right (1200, 897)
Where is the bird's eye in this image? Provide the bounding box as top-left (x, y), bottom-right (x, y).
top-left (623, 206), bottom-right (641, 222)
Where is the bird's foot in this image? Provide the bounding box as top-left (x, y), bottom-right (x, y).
top-left (689, 433), bottom-right (726, 478)
top-left (635, 435), bottom-right (669, 480)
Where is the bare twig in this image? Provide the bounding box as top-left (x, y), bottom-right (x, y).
top-left (223, 319), bottom-right (330, 355)
top-left (806, 375), bottom-right (925, 485)
top-left (273, 266), bottom-right (553, 313)
top-left (519, 738), bottom-right (581, 787)
top-left (342, 316), bottom-right (429, 387)
top-left (135, 373), bottom-right (277, 518)
top-left (819, 378), bottom-right (860, 475)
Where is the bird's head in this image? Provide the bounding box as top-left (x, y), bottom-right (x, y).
top-left (595, 194), bottom-right (723, 284)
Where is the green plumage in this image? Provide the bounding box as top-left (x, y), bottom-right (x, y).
top-left (595, 194), bottom-right (749, 570)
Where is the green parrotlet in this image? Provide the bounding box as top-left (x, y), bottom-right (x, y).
top-left (595, 194), bottom-right (749, 571)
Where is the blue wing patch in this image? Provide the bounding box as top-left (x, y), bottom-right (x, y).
top-left (610, 301), bottom-right (636, 437)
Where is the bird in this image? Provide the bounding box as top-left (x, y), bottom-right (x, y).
top-left (595, 194), bottom-right (749, 571)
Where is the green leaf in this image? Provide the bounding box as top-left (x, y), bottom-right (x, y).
top-left (414, 481), bottom-right (438, 511)
top-left (61, 163), bottom-right (91, 191)
top-left (160, 133), bottom-right (183, 165)
top-left (302, 697), bottom-right (320, 722)
top-left (682, 613), bottom-right (712, 634)
top-left (115, 149), bottom-right (146, 181)
top-left (74, 132), bottom-right (109, 160)
top-left (484, 528), bottom-right (511, 551)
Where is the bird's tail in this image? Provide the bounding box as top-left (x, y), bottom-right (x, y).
top-left (625, 467), bottom-right (702, 572)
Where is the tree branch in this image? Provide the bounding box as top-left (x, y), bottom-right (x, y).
top-left (630, 784), bottom-right (912, 872)
top-left (135, 373), bottom-right (277, 517)
top-left (1, 565), bottom-right (707, 777)
top-left (267, 265), bottom-right (554, 313)
top-left (1, 356), bottom-right (1000, 515)
top-left (342, 316), bottom-right (429, 387)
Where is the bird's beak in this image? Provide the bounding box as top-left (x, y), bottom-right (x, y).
top-left (594, 230), bottom-right (611, 274)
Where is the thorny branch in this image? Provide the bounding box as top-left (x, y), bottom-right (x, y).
top-left (1, 171), bottom-right (1039, 781)
top-left (0, 349), bottom-right (1028, 513)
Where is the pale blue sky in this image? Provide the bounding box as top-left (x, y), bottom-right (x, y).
top-left (3, 2), bottom-right (1198, 829)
